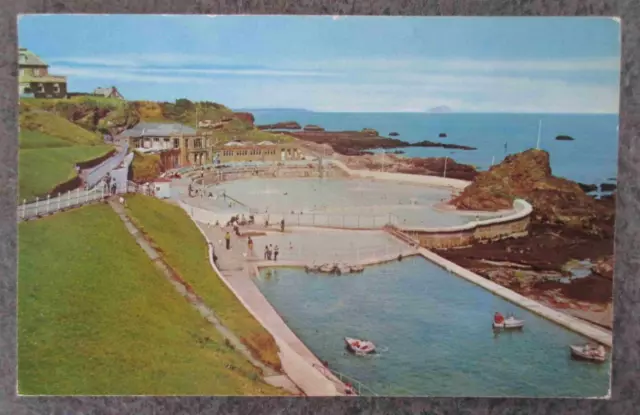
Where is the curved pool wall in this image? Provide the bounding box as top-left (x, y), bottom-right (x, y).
top-left (254, 256), bottom-right (611, 398)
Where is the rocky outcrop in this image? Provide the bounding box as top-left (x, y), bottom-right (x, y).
top-left (450, 149), bottom-right (615, 237)
top-left (578, 183), bottom-right (598, 193)
top-left (361, 128), bottom-right (378, 136)
top-left (556, 135), bottom-right (575, 141)
top-left (234, 112), bottom-right (255, 126)
top-left (303, 124), bottom-right (325, 132)
top-left (257, 121), bottom-right (302, 130)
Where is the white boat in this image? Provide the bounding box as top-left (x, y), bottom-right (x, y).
top-left (570, 344), bottom-right (607, 363)
top-left (492, 316), bottom-right (525, 329)
top-left (344, 337), bottom-right (376, 355)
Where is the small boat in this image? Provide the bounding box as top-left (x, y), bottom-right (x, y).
top-left (570, 344), bottom-right (607, 363)
top-left (345, 337), bottom-right (376, 355)
top-left (492, 316), bottom-right (525, 330)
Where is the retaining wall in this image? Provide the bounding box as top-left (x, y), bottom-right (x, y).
top-left (399, 199), bottom-right (532, 249)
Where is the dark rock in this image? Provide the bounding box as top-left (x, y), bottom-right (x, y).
top-left (578, 183), bottom-right (598, 193)
top-left (303, 124), bottom-right (325, 132)
top-left (555, 135), bottom-right (575, 141)
top-left (439, 133), bottom-right (447, 138)
top-left (412, 140), bottom-right (476, 151)
top-left (389, 132), bottom-right (400, 136)
top-left (257, 121), bottom-right (301, 130)
top-left (600, 183), bottom-right (617, 192)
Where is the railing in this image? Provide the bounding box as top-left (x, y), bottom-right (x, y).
top-left (17, 181), bottom-right (128, 221)
top-left (312, 363), bottom-right (379, 396)
top-left (254, 211), bottom-right (400, 230)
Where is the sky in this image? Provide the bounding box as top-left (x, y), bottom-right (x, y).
top-left (18, 15), bottom-right (621, 113)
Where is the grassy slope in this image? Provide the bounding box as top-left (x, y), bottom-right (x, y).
top-left (18, 204), bottom-right (287, 395)
top-left (124, 194), bottom-right (282, 370)
top-left (19, 109), bottom-right (102, 145)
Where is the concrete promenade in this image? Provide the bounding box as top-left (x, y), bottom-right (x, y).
top-left (410, 244), bottom-right (613, 347)
top-left (194, 222), bottom-right (350, 397)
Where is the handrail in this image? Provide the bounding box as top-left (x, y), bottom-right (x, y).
top-left (312, 363), bottom-right (379, 396)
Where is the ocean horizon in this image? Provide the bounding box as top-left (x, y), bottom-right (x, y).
top-left (250, 110), bottom-right (619, 186)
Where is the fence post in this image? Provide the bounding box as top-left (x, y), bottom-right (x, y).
top-left (57, 193), bottom-right (61, 211)
top-left (101, 184), bottom-right (105, 200)
top-left (22, 199), bottom-right (26, 219)
top-left (67, 191), bottom-right (71, 209)
top-left (312, 213), bottom-right (315, 226)
top-left (35, 197), bottom-right (39, 216)
top-left (76, 188), bottom-right (80, 206)
top-left (46, 194), bottom-right (50, 214)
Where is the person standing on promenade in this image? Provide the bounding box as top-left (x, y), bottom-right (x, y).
top-left (225, 231), bottom-right (231, 250)
top-left (264, 245), bottom-right (269, 260)
top-left (273, 245), bottom-right (280, 261)
top-left (280, 218), bottom-right (285, 232)
top-left (247, 237), bottom-right (254, 256)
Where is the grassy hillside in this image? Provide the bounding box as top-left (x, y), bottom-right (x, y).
top-left (124, 194), bottom-right (282, 371)
top-left (19, 140), bottom-right (112, 201)
top-left (18, 204), bottom-right (288, 395)
top-left (19, 108), bottom-right (102, 145)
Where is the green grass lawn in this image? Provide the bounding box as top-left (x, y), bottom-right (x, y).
top-left (124, 194), bottom-right (282, 371)
top-left (19, 130), bottom-right (74, 149)
top-left (19, 144), bottom-right (113, 201)
top-left (18, 204), bottom-right (287, 395)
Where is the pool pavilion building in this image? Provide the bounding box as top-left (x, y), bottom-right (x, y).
top-left (118, 122), bottom-right (303, 167)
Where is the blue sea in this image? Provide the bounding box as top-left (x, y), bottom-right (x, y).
top-left (250, 111), bottom-right (619, 186)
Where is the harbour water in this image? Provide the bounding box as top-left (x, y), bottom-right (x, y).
top-left (250, 111), bottom-right (619, 186)
top-left (255, 256), bottom-right (610, 397)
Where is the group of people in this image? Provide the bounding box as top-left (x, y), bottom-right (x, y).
top-left (264, 244), bottom-right (279, 261)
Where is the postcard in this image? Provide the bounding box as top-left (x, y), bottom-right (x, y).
top-left (17, 15), bottom-right (619, 397)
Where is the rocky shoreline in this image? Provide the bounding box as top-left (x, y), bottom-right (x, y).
top-left (269, 120), bottom-right (614, 329)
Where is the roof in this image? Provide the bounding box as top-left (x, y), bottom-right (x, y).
top-left (224, 141), bottom-right (245, 146)
top-left (19, 74), bottom-right (67, 84)
top-left (257, 140), bottom-right (275, 146)
top-left (119, 122), bottom-right (197, 138)
top-left (18, 48), bottom-right (48, 67)
top-left (94, 86), bottom-right (121, 97)
top-left (154, 178), bottom-right (173, 183)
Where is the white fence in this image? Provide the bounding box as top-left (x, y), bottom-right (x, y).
top-left (179, 202), bottom-right (399, 230)
top-left (18, 181), bottom-right (128, 221)
top-left (85, 143), bottom-right (129, 189)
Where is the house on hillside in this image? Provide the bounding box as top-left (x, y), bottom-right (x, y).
top-left (93, 86), bottom-right (125, 100)
top-left (18, 48), bottom-right (67, 98)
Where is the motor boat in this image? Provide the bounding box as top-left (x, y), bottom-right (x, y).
top-left (492, 315), bottom-right (525, 330)
top-left (344, 337), bottom-right (376, 355)
top-left (570, 344), bottom-right (607, 363)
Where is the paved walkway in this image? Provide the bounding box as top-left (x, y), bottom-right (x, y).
top-left (108, 198), bottom-right (301, 395)
top-left (199, 223), bottom-right (350, 396)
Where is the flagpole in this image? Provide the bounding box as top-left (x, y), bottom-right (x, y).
top-left (536, 119), bottom-right (542, 150)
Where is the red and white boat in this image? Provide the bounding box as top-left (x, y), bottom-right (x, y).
top-left (492, 313), bottom-right (524, 330)
top-left (344, 337), bottom-right (376, 355)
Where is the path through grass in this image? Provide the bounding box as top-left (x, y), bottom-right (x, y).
top-left (18, 204), bottom-right (287, 395)
top-left (124, 194), bottom-right (282, 371)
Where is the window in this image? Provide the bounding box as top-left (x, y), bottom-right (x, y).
top-left (173, 139), bottom-right (179, 149)
top-left (194, 138), bottom-right (202, 149)
top-left (53, 83), bottom-right (60, 93)
top-left (37, 83), bottom-right (44, 93)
